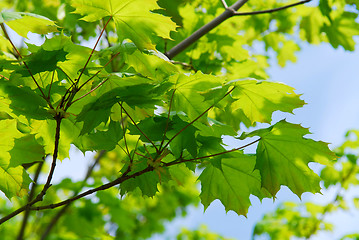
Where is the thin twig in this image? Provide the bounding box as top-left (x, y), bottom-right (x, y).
top-left (120, 102), bottom-right (131, 159)
top-left (17, 161), bottom-right (44, 240)
top-left (77, 16), bottom-right (112, 84)
top-left (0, 74), bottom-right (10, 81)
top-left (118, 103), bottom-right (159, 153)
top-left (71, 77), bottom-right (109, 104)
top-left (234, 0), bottom-right (311, 16)
top-left (164, 138), bottom-right (260, 167)
top-left (162, 86), bottom-right (235, 152)
top-left (40, 150), bottom-right (106, 240)
top-left (135, 152), bottom-right (151, 160)
top-left (159, 89), bottom-right (176, 151)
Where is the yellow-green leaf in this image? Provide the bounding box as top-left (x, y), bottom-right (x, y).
top-left (2, 12), bottom-right (58, 38)
top-left (70, 0), bottom-right (177, 50)
top-left (231, 80), bottom-right (305, 125)
top-left (240, 120), bottom-right (337, 197)
top-left (0, 119), bottom-right (31, 199)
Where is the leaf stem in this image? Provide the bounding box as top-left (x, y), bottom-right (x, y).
top-left (159, 89), bottom-right (176, 151)
top-left (1, 23), bottom-right (54, 109)
top-left (120, 102), bottom-right (131, 159)
top-left (71, 77), bottom-right (109, 104)
top-left (47, 71), bottom-right (55, 99)
top-left (162, 86), bottom-right (235, 153)
top-left (118, 103), bottom-right (159, 153)
top-left (234, 0), bottom-right (311, 16)
top-left (164, 138), bottom-right (261, 167)
top-left (77, 51), bottom-right (120, 92)
top-left (77, 16), bottom-right (112, 84)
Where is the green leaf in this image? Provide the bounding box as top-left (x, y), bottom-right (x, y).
top-left (124, 49), bottom-right (177, 80)
top-left (240, 120), bottom-right (337, 197)
top-left (0, 119), bottom-right (32, 199)
top-left (70, 0), bottom-right (177, 50)
top-left (0, 79), bottom-right (52, 123)
top-left (1, 12), bottom-right (58, 38)
top-left (128, 116), bottom-right (168, 142)
top-left (199, 153), bottom-right (270, 216)
top-left (323, 12), bottom-right (359, 51)
top-left (76, 82), bottom-right (162, 135)
top-left (120, 171), bottom-right (159, 197)
top-left (74, 120), bottom-right (123, 152)
top-left (30, 117), bottom-right (81, 160)
top-left (166, 115), bottom-right (198, 158)
top-left (22, 34), bottom-right (72, 76)
top-left (9, 134), bottom-right (45, 167)
top-left (230, 80), bottom-right (305, 125)
top-left (168, 72), bottom-right (224, 121)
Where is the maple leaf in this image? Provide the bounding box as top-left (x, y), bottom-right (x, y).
top-left (70, 0), bottom-right (177, 50)
top-left (199, 153), bottom-right (270, 216)
top-left (0, 119), bottom-right (32, 199)
top-left (240, 120), bottom-right (337, 197)
top-left (0, 11), bottom-right (58, 38)
top-left (230, 80), bottom-right (305, 126)
top-left (168, 72), bottom-right (224, 121)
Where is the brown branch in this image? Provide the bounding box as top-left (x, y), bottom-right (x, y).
top-left (28, 137), bottom-right (261, 212)
top-left (234, 0), bottom-right (311, 16)
top-left (30, 165), bottom-right (154, 211)
top-left (0, 116), bottom-right (62, 225)
top-left (165, 0), bottom-right (248, 59)
top-left (40, 150), bottom-right (106, 240)
top-left (17, 161), bottom-right (44, 240)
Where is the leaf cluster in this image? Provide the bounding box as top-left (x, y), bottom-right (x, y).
top-left (0, 0), bottom-right (357, 239)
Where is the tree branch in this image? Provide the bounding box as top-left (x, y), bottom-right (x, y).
top-left (40, 150), bottom-right (106, 240)
top-left (0, 116), bottom-right (62, 225)
top-left (17, 161), bottom-right (44, 240)
top-left (234, 0), bottom-right (311, 16)
top-left (165, 0), bottom-right (248, 59)
top-left (30, 165), bottom-right (154, 211)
